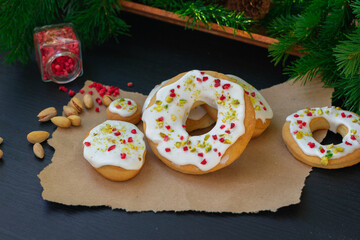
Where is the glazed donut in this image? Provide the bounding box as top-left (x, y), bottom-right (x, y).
top-left (143, 80), bottom-right (215, 132)
top-left (106, 98), bottom-right (141, 124)
top-left (282, 107), bottom-right (360, 169)
top-left (142, 70), bottom-right (255, 174)
top-left (83, 120), bottom-right (146, 181)
top-left (203, 74), bottom-right (273, 138)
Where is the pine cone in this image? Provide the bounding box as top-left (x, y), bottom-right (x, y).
top-left (225, 0), bottom-right (270, 20)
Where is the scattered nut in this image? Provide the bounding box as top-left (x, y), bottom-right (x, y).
top-left (83, 94), bottom-right (94, 109)
top-left (103, 95), bottom-right (114, 107)
top-left (70, 97), bottom-right (83, 113)
top-left (37, 107), bottom-right (57, 122)
top-left (0, 137), bottom-right (3, 145)
top-left (51, 116), bottom-right (71, 128)
top-left (27, 131), bottom-right (50, 144)
top-left (63, 106), bottom-right (78, 117)
top-left (0, 149), bottom-right (3, 159)
top-left (33, 143), bottom-right (44, 159)
top-left (67, 115), bottom-right (82, 126)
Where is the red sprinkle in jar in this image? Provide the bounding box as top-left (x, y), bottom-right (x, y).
top-left (34, 23), bottom-right (83, 84)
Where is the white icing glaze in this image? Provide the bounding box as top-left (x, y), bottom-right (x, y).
top-left (142, 70), bottom-right (246, 171)
top-left (143, 79), bottom-right (206, 120)
top-left (286, 107), bottom-right (360, 163)
top-left (227, 74), bottom-right (273, 123)
top-left (83, 120), bottom-right (145, 170)
top-left (109, 98), bottom-right (137, 117)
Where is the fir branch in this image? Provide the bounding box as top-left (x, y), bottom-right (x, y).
top-left (137, 0), bottom-right (254, 33)
top-left (0, 0), bottom-right (130, 64)
top-left (334, 29), bottom-right (360, 78)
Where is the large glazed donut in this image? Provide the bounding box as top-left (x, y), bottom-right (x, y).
top-left (203, 74), bottom-right (273, 138)
top-left (142, 70), bottom-right (255, 174)
top-left (282, 107), bottom-right (360, 169)
top-left (143, 79), bottom-right (215, 132)
top-left (83, 120), bottom-right (146, 181)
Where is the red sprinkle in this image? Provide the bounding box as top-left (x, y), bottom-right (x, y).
top-left (165, 125), bottom-right (171, 130)
top-left (345, 141), bottom-right (352, 145)
top-left (251, 92), bottom-right (255, 97)
top-left (260, 101), bottom-right (263, 105)
top-left (127, 100), bottom-right (132, 105)
top-left (180, 136), bottom-right (184, 140)
top-left (108, 145), bottom-right (116, 151)
top-left (127, 82), bottom-right (133, 87)
top-left (120, 153), bottom-right (126, 159)
top-left (297, 120), bottom-right (303, 124)
top-left (128, 137), bottom-right (133, 142)
top-left (263, 107), bottom-right (267, 111)
top-left (95, 107), bottom-right (99, 112)
top-left (170, 93), bottom-right (176, 98)
top-left (302, 122), bottom-right (306, 126)
top-left (244, 90), bottom-right (249, 95)
top-left (183, 146), bottom-right (188, 151)
top-left (222, 84), bottom-right (231, 89)
top-left (177, 85), bottom-right (180, 89)
top-left (80, 89), bottom-right (85, 94)
top-left (122, 140), bottom-right (126, 144)
top-left (213, 148), bottom-right (217, 152)
top-left (131, 129), bottom-right (137, 134)
top-left (214, 79), bottom-right (220, 83)
top-left (214, 83), bottom-right (221, 88)
top-left (294, 114), bottom-right (299, 118)
top-left (220, 125), bottom-right (225, 129)
top-left (347, 114), bottom-right (352, 118)
top-left (68, 90), bottom-right (75, 97)
top-left (114, 131), bottom-right (121, 136)
top-left (84, 142), bottom-right (91, 147)
top-left (320, 148), bottom-right (325, 153)
top-left (88, 91), bottom-right (93, 95)
top-left (201, 159), bottom-right (207, 165)
top-left (170, 89), bottom-right (175, 93)
top-left (218, 152), bottom-right (221, 156)
top-left (225, 130), bottom-right (231, 134)
top-left (196, 77), bottom-right (202, 82)
top-left (203, 76), bottom-right (208, 81)
top-left (351, 135), bottom-right (356, 140)
top-left (158, 117), bottom-right (164, 121)
top-left (116, 105), bottom-right (122, 109)
top-left (198, 153), bottom-right (204, 157)
top-left (212, 135), bottom-right (217, 140)
top-left (165, 148), bottom-right (171, 152)
top-left (293, 130), bottom-right (298, 134)
top-left (220, 95), bottom-right (226, 101)
top-left (200, 72), bottom-right (205, 75)
top-left (307, 142), bottom-right (315, 148)
top-left (230, 123), bottom-right (235, 129)
top-left (307, 112), bottom-right (312, 116)
top-left (219, 138), bottom-right (225, 143)
top-left (182, 125), bottom-right (186, 128)
top-left (164, 135), bottom-right (169, 142)
top-left (341, 112), bottom-right (346, 118)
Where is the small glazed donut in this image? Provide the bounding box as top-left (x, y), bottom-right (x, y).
top-left (142, 70), bottom-right (255, 174)
top-left (203, 74), bottom-right (273, 138)
top-left (282, 107), bottom-right (360, 169)
top-left (83, 120), bottom-right (146, 181)
top-left (107, 98), bottom-right (141, 124)
top-left (143, 79), bottom-right (215, 132)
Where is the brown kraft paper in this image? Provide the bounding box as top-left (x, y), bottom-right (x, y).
top-left (38, 77), bottom-right (333, 213)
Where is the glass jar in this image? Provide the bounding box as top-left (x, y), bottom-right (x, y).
top-left (33, 23), bottom-right (83, 84)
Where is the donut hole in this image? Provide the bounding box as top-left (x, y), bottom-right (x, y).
top-left (188, 123), bottom-right (216, 136)
top-left (310, 117), bottom-right (347, 145)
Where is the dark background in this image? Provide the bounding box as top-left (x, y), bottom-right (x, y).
top-left (0, 12), bottom-right (359, 240)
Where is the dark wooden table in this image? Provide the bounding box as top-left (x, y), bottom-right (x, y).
top-left (0, 12), bottom-right (359, 240)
